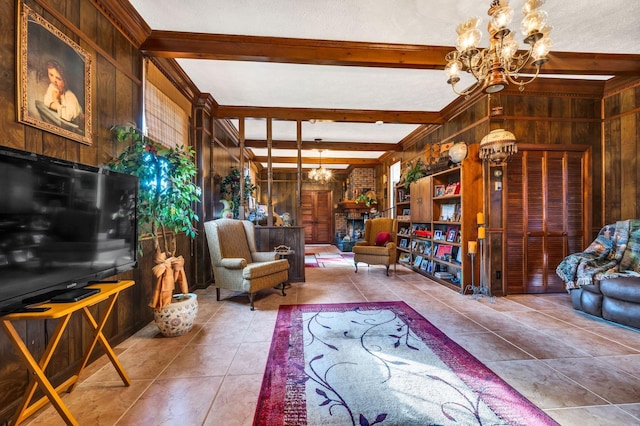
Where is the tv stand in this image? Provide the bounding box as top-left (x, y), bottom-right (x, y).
top-left (0, 280), bottom-right (135, 426)
top-left (13, 306), bottom-right (51, 314)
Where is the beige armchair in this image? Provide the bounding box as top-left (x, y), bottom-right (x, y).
top-left (204, 219), bottom-right (289, 310)
top-left (352, 217), bottom-right (397, 276)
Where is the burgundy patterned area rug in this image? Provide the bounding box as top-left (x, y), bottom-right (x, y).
top-left (254, 301), bottom-right (558, 426)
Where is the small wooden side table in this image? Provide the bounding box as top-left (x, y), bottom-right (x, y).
top-left (1, 280), bottom-right (135, 426)
top-left (275, 249), bottom-right (295, 288)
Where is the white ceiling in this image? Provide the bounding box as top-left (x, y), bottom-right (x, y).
top-left (129, 0), bottom-right (640, 170)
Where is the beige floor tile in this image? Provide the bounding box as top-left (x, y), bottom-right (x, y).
top-left (544, 357), bottom-right (640, 404)
top-left (448, 331), bottom-right (535, 362)
top-left (203, 374), bottom-right (263, 426)
top-left (118, 376), bottom-right (222, 425)
top-left (546, 404), bottom-right (640, 425)
top-left (486, 359), bottom-right (608, 409)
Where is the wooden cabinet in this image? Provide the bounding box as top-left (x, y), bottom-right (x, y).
top-left (394, 144), bottom-right (482, 292)
top-left (410, 176), bottom-right (432, 222)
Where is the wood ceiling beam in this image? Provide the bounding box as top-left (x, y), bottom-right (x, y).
top-left (141, 31), bottom-right (449, 69)
top-left (214, 106), bottom-right (442, 124)
top-left (253, 156), bottom-right (380, 166)
top-left (141, 31), bottom-right (640, 76)
top-left (244, 139), bottom-right (399, 151)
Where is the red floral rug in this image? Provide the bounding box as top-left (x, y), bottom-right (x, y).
top-left (254, 301), bottom-right (558, 426)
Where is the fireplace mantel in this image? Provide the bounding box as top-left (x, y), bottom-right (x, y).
top-left (338, 200), bottom-right (370, 213)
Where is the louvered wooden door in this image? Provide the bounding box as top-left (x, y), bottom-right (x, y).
top-left (505, 148), bottom-right (588, 294)
top-left (301, 190), bottom-right (333, 244)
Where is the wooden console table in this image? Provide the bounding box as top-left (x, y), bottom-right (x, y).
top-left (1, 280), bottom-right (135, 426)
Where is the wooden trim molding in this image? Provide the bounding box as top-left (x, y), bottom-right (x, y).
top-left (148, 58), bottom-right (201, 105)
top-left (90, 0), bottom-right (151, 47)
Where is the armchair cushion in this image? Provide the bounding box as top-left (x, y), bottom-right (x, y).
top-left (375, 231), bottom-right (392, 246)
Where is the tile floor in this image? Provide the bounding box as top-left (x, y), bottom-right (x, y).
top-left (24, 245), bottom-right (640, 425)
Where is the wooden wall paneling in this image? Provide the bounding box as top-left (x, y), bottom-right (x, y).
top-left (550, 97), bottom-right (572, 144)
top-left (566, 152), bottom-right (587, 253)
top-left (194, 105), bottom-right (214, 288)
top-left (0, 0), bottom-right (23, 147)
top-left (620, 89), bottom-right (638, 220)
top-left (604, 117), bottom-right (622, 223)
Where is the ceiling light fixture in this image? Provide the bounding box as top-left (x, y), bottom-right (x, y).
top-left (479, 128), bottom-right (517, 164)
top-left (445, 0), bottom-right (552, 95)
top-left (308, 139), bottom-right (332, 184)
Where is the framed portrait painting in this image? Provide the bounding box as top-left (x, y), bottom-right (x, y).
top-left (17, 3), bottom-right (93, 145)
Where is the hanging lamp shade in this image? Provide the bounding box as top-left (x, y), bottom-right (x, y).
top-left (479, 129), bottom-right (517, 164)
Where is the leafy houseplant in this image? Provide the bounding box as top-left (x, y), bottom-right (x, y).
top-left (220, 167), bottom-right (256, 219)
top-left (108, 124), bottom-right (201, 247)
top-left (107, 124), bottom-right (202, 324)
top-left (355, 193), bottom-right (377, 207)
top-left (402, 159), bottom-right (427, 189)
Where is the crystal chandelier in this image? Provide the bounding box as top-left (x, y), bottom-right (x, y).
top-left (445, 0), bottom-right (552, 95)
top-left (308, 148), bottom-right (332, 184)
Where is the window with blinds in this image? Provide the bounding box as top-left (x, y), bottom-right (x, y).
top-left (145, 81), bottom-right (189, 149)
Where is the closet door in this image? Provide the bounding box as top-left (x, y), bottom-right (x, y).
top-left (301, 190), bottom-right (333, 244)
top-left (505, 148), bottom-right (588, 294)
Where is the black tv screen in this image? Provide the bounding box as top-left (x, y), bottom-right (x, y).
top-left (0, 147), bottom-right (138, 314)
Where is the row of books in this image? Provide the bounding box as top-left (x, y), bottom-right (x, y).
top-left (398, 254), bottom-right (460, 278)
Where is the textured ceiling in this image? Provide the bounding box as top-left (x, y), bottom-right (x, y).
top-left (129, 0), bottom-right (640, 170)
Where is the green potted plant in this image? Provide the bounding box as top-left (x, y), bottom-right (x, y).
top-left (355, 193), bottom-right (377, 207)
top-left (220, 167), bottom-right (256, 219)
top-left (107, 123), bottom-right (202, 336)
top-left (402, 159), bottom-right (427, 189)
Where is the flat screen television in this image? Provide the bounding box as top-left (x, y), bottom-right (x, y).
top-left (0, 146), bottom-right (138, 314)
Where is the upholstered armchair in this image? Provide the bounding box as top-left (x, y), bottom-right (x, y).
top-left (352, 217), bottom-right (397, 276)
top-left (204, 219), bottom-right (289, 310)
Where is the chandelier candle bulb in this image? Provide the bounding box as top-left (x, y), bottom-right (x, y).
top-left (477, 212), bottom-right (484, 225)
top-left (478, 226), bottom-right (486, 239)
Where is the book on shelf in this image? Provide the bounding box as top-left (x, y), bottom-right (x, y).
top-left (400, 238), bottom-right (408, 248)
top-left (413, 255), bottom-right (423, 268)
top-left (397, 215), bottom-right (411, 221)
top-left (399, 253), bottom-right (411, 263)
top-left (434, 271), bottom-right (453, 279)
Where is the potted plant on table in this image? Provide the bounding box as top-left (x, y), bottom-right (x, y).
top-left (107, 123), bottom-right (202, 336)
top-left (220, 167), bottom-right (257, 219)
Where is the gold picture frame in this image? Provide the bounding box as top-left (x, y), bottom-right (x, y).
top-left (17, 3), bottom-right (93, 145)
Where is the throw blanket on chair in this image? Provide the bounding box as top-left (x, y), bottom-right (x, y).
top-left (556, 219), bottom-right (640, 290)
